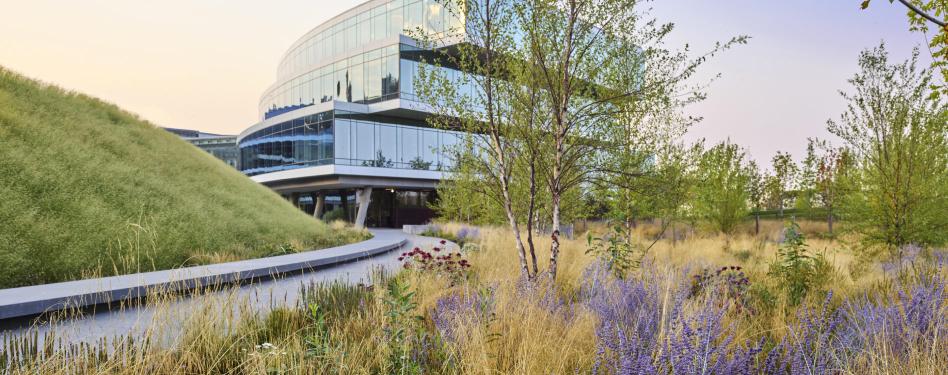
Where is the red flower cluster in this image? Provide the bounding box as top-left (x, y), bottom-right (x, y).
top-left (398, 244), bottom-right (472, 285)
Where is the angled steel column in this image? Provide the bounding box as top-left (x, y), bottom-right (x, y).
top-left (354, 187), bottom-right (373, 228)
top-left (313, 192), bottom-right (325, 219)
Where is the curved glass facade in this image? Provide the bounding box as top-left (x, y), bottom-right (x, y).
top-left (259, 0), bottom-right (464, 119)
top-left (242, 0), bottom-right (471, 178)
top-left (240, 110), bottom-right (463, 176)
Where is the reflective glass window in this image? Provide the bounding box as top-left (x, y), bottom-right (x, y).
top-left (335, 64), bottom-right (348, 102)
top-left (355, 121), bottom-right (375, 161)
top-left (350, 60), bottom-right (364, 103)
top-left (405, 1), bottom-right (423, 32)
top-left (333, 29), bottom-right (343, 56)
top-left (321, 73), bottom-right (332, 102)
top-left (358, 17), bottom-right (370, 45)
top-left (423, 130), bottom-right (439, 163)
top-left (319, 121), bottom-right (334, 161)
top-left (372, 14), bottom-right (387, 42)
top-left (401, 127), bottom-right (419, 162)
top-left (400, 59), bottom-right (416, 99)
top-left (383, 55), bottom-right (399, 97)
top-left (425, 0), bottom-right (444, 34)
top-left (379, 125), bottom-right (397, 163)
top-left (366, 58), bottom-right (382, 101)
top-left (335, 119), bottom-right (351, 160)
top-left (345, 25), bottom-right (357, 52)
top-left (389, 6), bottom-right (404, 37)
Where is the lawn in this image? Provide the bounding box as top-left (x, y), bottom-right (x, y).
top-left (0, 68), bottom-right (367, 289)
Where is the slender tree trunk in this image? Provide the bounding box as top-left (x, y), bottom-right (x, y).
top-left (755, 212), bottom-right (760, 236)
top-left (526, 161), bottom-right (539, 277)
top-left (548, 191), bottom-right (561, 281)
top-left (827, 210), bottom-right (834, 235)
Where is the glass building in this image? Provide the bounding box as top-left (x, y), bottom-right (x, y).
top-left (238, 0), bottom-right (470, 228)
top-left (166, 128), bottom-right (240, 169)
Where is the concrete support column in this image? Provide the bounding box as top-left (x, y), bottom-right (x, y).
top-left (313, 192), bottom-right (325, 220)
top-left (354, 187), bottom-right (373, 228)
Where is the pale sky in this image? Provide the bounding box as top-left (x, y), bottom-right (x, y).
top-left (0, 0), bottom-right (935, 163)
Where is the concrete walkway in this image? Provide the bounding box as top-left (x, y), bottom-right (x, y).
top-left (0, 229), bottom-right (408, 320)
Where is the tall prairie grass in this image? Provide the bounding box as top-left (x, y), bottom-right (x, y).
top-left (2, 222), bottom-right (945, 374)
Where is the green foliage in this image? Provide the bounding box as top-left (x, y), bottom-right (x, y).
top-left (861, 0), bottom-right (948, 98)
top-left (692, 141), bottom-right (754, 234)
top-left (767, 222), bottom-right (831, 306)
top-left (768, 151), bottom-right (798, 215)
top-left (304, 303), bottom-right (332, 359)
top-left (321, 207), bottom-right (347, 222)
top-left (586, 225), bottom-right (640, 279)
top-left (0, 68), bottom-right (366, 288)
top-left (383, 278), bottom-right (423, 374)
top-left (408, 156), bottom-right (432, 170)
top-left (267, 242), bottom-right (300, 257)
top-left (828, 44), bottom-right (948, 251)
top-left (362, 150), bottom-right (394, 168)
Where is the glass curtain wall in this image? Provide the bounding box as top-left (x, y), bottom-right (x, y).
top-left (240, 111), bottom-right (335, 176)
top-left (261, 0), bottom-right (464, 118)
top-left (240, 110), bottom-right (463, 176)
top-left (261, 45), bottom-right (401, 117)
top-left (333, 111), bottom-right (463, 171)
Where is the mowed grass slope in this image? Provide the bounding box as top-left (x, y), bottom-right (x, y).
top-left (0, 68), bottom-right (366, 289)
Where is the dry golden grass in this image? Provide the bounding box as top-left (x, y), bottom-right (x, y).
top-left (4, 219), bottom-right (944, 374)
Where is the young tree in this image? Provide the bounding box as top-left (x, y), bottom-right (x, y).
top-left (692, 141), bottom-right (754, 235)
top-left (795, 140), bottom-right (819, 214)
top-left (811, 140), bottom-right (855, 236)
top-left (419, 0), bottom-right (744, 282)
top-left (747, 160), bottom-right (766, 235)
top-left (414, 0), bottom-right (542, 279)
top-left (769, 151), bottom-right (798, 218)
top-left (514, 0), bottom-right (746, 281)
top-left (860, 0), bottom-right (947, 97)
top-left (828, 44), bottom-right (948, 253)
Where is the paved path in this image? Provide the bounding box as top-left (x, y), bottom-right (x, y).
top-left (0, 229), bottom-right (409, 320)
top-left (0, 229), bottom-right (433, 348)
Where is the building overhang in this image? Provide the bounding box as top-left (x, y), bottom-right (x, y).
top-left (237, 98), bottom-right (435, 143)
top-left (251, 164), bottom-right (443, 194)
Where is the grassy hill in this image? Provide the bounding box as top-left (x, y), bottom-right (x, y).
top-left (0, 68), bottom-right (366, 289)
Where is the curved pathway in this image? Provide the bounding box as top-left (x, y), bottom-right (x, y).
top-left (0, 230), bottom-right (407, 320)
top-left (0, 229), bottom-right (432, 347)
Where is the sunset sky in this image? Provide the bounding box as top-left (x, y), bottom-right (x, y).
top-left (0, 0), bottom-right (934, 162)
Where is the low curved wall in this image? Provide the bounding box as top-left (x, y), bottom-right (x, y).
top-left (0, 230), bottom-right (408, 320)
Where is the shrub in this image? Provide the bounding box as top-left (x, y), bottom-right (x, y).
top-left (690, 266), bottom-right (754, 314)
top-left (321, 207), bottom-right (347, 222)
top-left (399, 242), bottom-right (472, 286)
top-left (586, 225), bottom-right (639, 279)
top-left (767, 221), bottom-right (832, 306)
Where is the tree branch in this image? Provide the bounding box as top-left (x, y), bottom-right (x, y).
top-left (895, 0), bottom-right (946, 27)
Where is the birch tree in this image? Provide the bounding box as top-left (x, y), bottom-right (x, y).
top-left (515, 0), bottom-right (746, 281)
top-left (828, 44), bottom-right (948, 252)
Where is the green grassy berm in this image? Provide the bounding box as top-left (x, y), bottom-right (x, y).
top-left (0, 68), bottom-right (365, 289)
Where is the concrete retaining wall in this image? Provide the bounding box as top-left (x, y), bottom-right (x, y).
top-left (0, 230), bottom-right (408, 320)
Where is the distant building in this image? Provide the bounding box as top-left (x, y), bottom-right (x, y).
top-left (165, 128), bottom-right (240, 169)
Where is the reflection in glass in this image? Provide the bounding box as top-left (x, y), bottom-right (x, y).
top-left (366, 58), bottom-right (382, 101)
